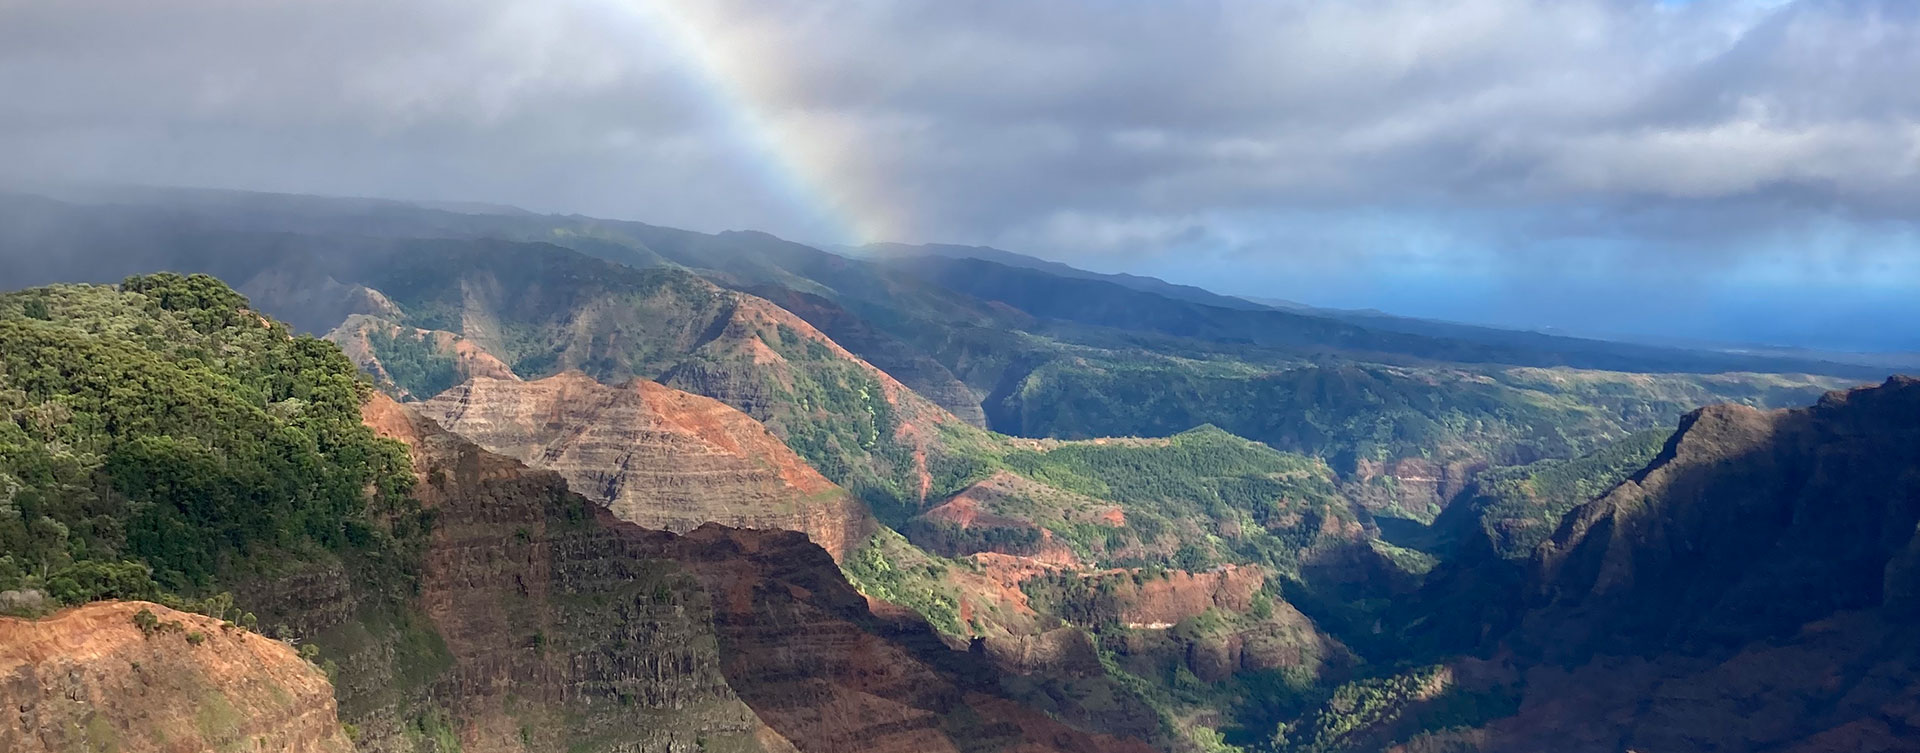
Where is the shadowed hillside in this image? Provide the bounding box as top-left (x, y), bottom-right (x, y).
top-left (1268, 378), bottom-right (1920, 753)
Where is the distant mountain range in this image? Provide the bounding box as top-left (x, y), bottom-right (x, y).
top-left (3, 185), bottom-right (1915, 753)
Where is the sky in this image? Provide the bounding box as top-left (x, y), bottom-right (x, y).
top-left (2, 0), bottom-right (1918, 350)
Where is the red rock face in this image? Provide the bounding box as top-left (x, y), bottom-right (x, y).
top-left (0, 602), bottom-right (353, 753)
top-left (364, 394), bottom-right (1156, 753)
top-left (364, 391), bottom-right (798, 753)
top-left (660, 525), bottom-right (1157, 753)
top-left (1112, 565), bottom-right (1266, 628)
top-left (417, 371), bottom-right (875, 560)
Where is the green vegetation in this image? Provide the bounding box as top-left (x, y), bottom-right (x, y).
top-left (366, 327), bottom-right (461, 399)
top-left (840, 528), bottom-right (965, 635)
top-left (928, 426), bottom-right (1362, 578)
top-left (360, 243), bottom-right (727, 381)
top-left (989, 354), bottom-right (1836, 490)
top-left (905, 518), bottom-right (1045, 558)
top-left (1019, 571), bottom-right (1127, 628)
top-left (407, 707), bottom-right (464, 752)
top-left (347, 244), bottom-right (947, 528)
top-left (1443, 429), bottom-right (1667, 558)
top-left (1002, 361), bottom-right (1623, 472)
top-left (720, 324), bottom-right (926, 523)
top-left (1260, 666), bottom-right (1519, 753)
top-left (0, 275), bottom-right (427, 609)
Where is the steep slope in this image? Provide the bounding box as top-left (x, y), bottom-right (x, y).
top-left (235, 253), bottom-right (406, 335)
top-left (364, 393), bottom-right (1157, 753)
top-left (310, 239), bottom-right (966, 517)
top-left (1525, 375), bottom-right (1920, 658)
top-left (416, 371), bottom-right (874, 559)
top-left (0, 276), bottom-right (790, 752)
top-left (0, 601), bottom-right (353, 753)
top-left (0, 189), bottom-right (1871, 529)
top-left (998, 359), bottom-right (1848, 517)
top-left (326, 314), bottom-right (518, 400)
top-left (1405, 429), bottom-right (1670, 561)
top-left (1303, 377), bottom-right (1920, 753)
top-left (654, 291), bottom-right (961, 510)
top-left (358, 393), bottom-right (801, 753)
top-left (1469, 377), bottom-right (1920, 753)
top-left (0, 275), bottom-right (1155, 753)
top-left (745, 284), bottom-right (989, 427)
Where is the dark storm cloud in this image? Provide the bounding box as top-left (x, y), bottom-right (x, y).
top-left (1, 0), bottom-right (1916, 276)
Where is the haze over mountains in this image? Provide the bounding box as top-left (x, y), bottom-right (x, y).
top-left (6, 1), bottom-right (1920, 750)
top-left (2, 184), bottom-right (1916, 753)
top-left (10, 1), bottom-right (1920, 351)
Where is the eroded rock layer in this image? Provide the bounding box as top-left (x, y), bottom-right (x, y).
top-left (367, 394), bottom-right (1154, 753)
top-left (364, 392), bottom-right (795, 753)
top-left (417, 371), bottom-right (874, 559)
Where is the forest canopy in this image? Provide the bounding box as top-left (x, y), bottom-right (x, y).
top-left (0, 273), bottom-right (424, 608)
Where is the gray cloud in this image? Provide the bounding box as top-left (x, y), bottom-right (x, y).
top-left (2, 0), bottom-right (1918, 343)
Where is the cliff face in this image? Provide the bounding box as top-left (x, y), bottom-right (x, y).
top-left (364, 394), bottom-right (1154, 753)
top-left (416, 371), bottom-right (874, 560)
top-left (327, 245), bottom-right (964, 513)
top-left (363, 392), bottom-right (796, 753)
top-left (657, 525), bottom-right (1156, 753)
top-left (1527, 375), bottom-right (1920, 658)
top-left (1345, 456), bottom-right (1485, 520)
top-left (0, 601), bottom-right (353, 753)
top-left (656, 294), bottom-right (960, 506)
top-left (1428, 377), bottom-right (1920, 753)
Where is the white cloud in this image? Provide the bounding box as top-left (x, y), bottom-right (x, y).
top-left (0, 0), bottom-right (1916, 266)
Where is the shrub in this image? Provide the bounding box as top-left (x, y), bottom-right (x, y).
top-left (132, 607), bottom-right (160, 636)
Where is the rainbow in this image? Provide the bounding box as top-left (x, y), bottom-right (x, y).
top-left (597, 1), bottom-right (887, 246)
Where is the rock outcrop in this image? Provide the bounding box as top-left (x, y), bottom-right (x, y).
top-left (0, 601), bottom-right (354, 753)
top-left (1527, 376), bottom-right (1920, 658)
top-left (417, 371), bottom-right (875, 559)
top-left (365, 394), bottom-right (1154, 753)
top-left (661, 525), bottom-right (1155, 753)
top-left (1414, 377), bottom-right (1920, 753)
top-left (358, 392), bottom-right (796, 753)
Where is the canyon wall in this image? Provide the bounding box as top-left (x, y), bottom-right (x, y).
top-left (418, 372), bottom-right (874, 560)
